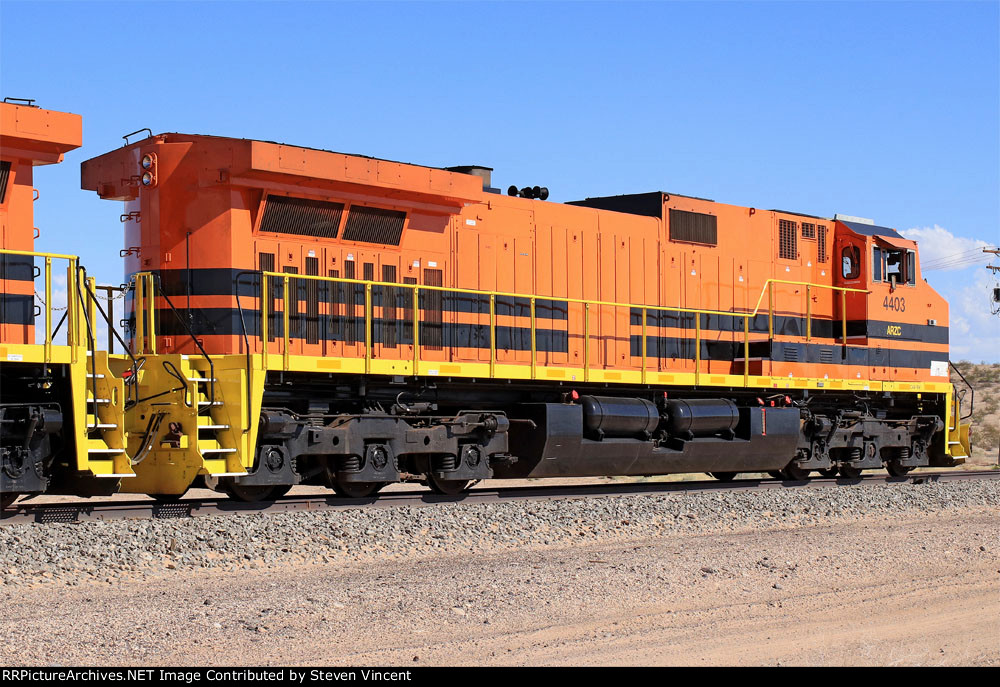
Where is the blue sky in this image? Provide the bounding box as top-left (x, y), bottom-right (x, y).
top-left (2, 0), bottom-right (998, 359)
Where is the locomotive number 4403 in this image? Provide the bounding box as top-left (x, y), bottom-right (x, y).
top-left (883, 296), bottom-right (906, 312)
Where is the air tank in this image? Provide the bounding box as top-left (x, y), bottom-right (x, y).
top-left (579, 396), bottom-right (659, 438)
top-left (664, 399), bottom-right (739, 437)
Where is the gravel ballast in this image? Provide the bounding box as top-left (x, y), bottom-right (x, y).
top-left (2, 480), bottom-right (997, 587)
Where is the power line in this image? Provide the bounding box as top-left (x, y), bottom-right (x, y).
top-left (922, 245), bottom-right (989, 267)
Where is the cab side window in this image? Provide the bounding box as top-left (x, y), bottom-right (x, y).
top-left (880, 248), bottom-right (912, 285)
top-left (872, 247), bottom-right (883, 282)
top-left (842, 246), bottom-right (860, 279)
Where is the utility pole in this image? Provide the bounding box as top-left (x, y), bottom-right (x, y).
top-left (987, 248), bottom-right (1000, 316)
top-left (986, 247), bottom-right (1000, 274)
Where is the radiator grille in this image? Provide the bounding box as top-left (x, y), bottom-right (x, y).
top-left (801, 222), bottom-right (816, 239)
top-left (817, 226), bottom-right (828, 263)
top-left (0, 161), bottom-right (10, 204)
top-left (779, 219), bottom-right (798, 260)
top-left (342, 206), bottom-right (406, 245)
top-left (668, 209), bottom-right (717, 245)
top-left (259, 196), bottom-right (344, 238)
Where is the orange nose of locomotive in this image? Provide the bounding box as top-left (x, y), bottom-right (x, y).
top-left (0, 99), bottom-right (81, 346)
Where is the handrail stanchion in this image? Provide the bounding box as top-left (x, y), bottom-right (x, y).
top-left (260, 274), bottom-right (268, 359)
top-left (694, 314), bottom-right (701, 386)
top-left (44, 257), bottom-right (52, 363)
top-left (66, 261), bottom-right (76, 354)
top-left (768, 281), bottom-right (774, 341)
top-left (86, 277), bottom-right (97, 334)
top-left (282, 276), bottom-right (290, 371)
top-left (806, 284), bottom-right (812, 341)
top-left (146, 273), bottom-right (156, 355)
top-left (134, 273), bottom-right (145, 355)
top-left (584, 303), bottom-right (591, 382)
top-left (412, 287), bottom-right (420, 374)
top-left (841, 290), bottom-right (847, 351)
top-left (364, 282), bottom-right (372, 374)
top-left (743, 314), bottom-right (750, 387)
top-left (529, 297), bottom-right (537, 380)
top-left (641, 306), bottom-right (647, 385)
top-left (489, 294), bottom-right (496, 379)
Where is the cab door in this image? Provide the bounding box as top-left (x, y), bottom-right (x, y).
top-left (833, 229), bottom-right (872, 377)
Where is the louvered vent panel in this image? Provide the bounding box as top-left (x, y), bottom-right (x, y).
top-left (259, 253), bottom-right (276, 341)
top-left (342, 206), bottom-right (406, 245)
top-left (403, 276), bottom-right (417, 343)
top-left (381, 264), bottom-right (398, 348)
top-left (817, 226), bottom-right (829, 263)
top-left (283, 265), bottom-right (300, 341)
top-left (305, 257), bottom-right (319, 344)
top-left (801, 222), bottom-right (816, 239)
top-left (328, 269), bottom-right (343, 343)
top-left (783, 347), bottom-right (799, 362)
top-left (779, 219), bottom-right (798, 260)
top-left (259, 196), bottom-right (344, 238)
top-left (820, 348), bottom-right (833, 364)
top-left (0, 161), bottom-right (10, 204)
top-left (423, 268), bottom-right (443, 349)
top-left (343, 261), bottom-right (358, 344)
top-left (668, 209), bottom-right (717, 245)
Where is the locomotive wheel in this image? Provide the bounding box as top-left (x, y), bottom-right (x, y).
top-left (781, 465), bottom-right (811, 481)
top-left (709, 472), bottom-right (737, 482)
top-left (885, 461), bottom-right (913, 477)
top-left (224, 481), bottom-right (291, 503)
top-left (838, 465), bottom-right (863, 479)
top-left (817, 468), bottom-right (839, 478)
top-left (426, 473), bottom-right (470, 496)
top-left (1, 491), bottom-right (18, 509)
top-left (331, 479), bottom-right (384, 499)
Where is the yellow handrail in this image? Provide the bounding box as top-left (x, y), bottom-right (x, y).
top-left (250, 270), bottom-right (872, 384)
top-left (123, 267), bottom-right (871, 384)
top-left (0, 249), bottom-right (82, 362)
top-left (751, 278), bottom-right (869, 346)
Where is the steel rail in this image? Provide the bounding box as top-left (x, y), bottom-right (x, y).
top-left (2, 470), bottom-right (996, 525)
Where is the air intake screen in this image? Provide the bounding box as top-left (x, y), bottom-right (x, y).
top-left (342, 206), bottom-right (406, 245)
top-left (779, 219), bottom-right (798, 260)
top-left (0, 161), bottom-right (10, 204)
top-left (801, 222), bottom-right (816, 239)
top-left (668, 209), bottom-right (717, 245)
top-left (259, 196), bottom-right (344, 238)
top-left (817, 226), bottom-right (828, 263)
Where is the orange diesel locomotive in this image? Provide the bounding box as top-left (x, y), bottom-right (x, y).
top-left (1, 101), bottom-right (132, 508)
top-left (75, 132), bottom-right (969, 500)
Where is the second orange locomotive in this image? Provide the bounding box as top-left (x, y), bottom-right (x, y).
top-left (76, 132), bottom-right (968, 499)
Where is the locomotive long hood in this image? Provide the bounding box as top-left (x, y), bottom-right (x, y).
top-left (0, 102), bottom-right (82, 165)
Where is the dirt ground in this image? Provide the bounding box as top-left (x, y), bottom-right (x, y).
top-left (2, 509), bottom-right (997, 666)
